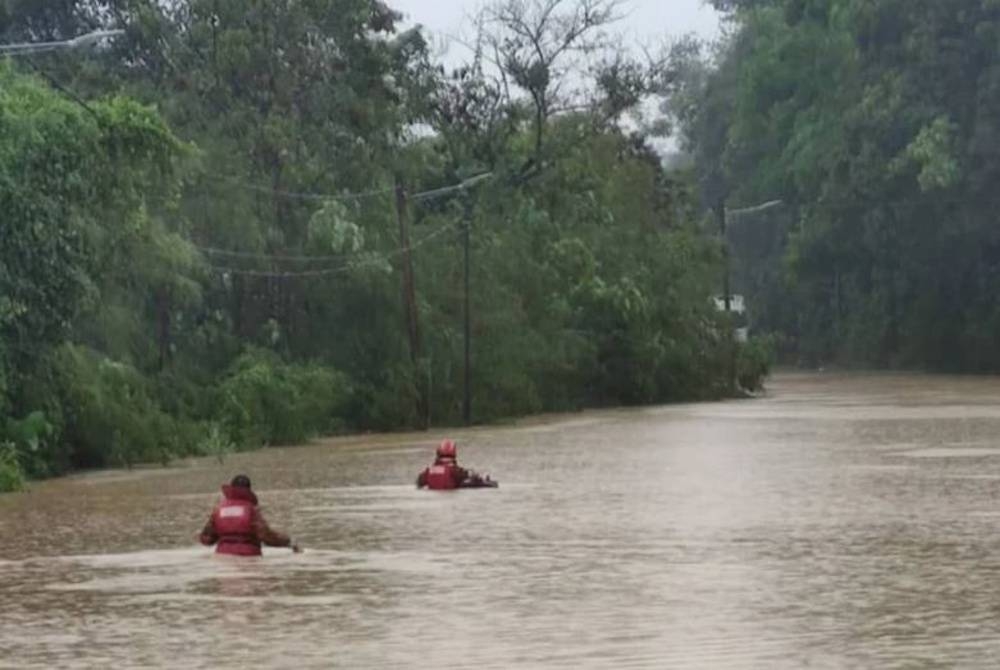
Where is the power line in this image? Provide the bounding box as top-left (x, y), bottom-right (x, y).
top-left (17, 32), bottom-right (497, 211)
top-left (22, 56), bottom-right (100, 120)
top-left (207, 220), bottom-right (460, 278)
top-left (139, 30), bottom-right (493, 206)
top-left (18, 64), bottom-right (485, 210)
top-left (15, 50), bottom-right (496, 276)
top-left (203, 171), bottom-right (493, 205)
top-left (196, 173), bottom-right (495, 263)
top-left (203, 175), bottom-right (396, 203)
top-left (199, 246), bottom-right (346, 262)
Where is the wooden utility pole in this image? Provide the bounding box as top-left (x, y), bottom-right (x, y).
top-left (395, 176), bottom-right (428, 426)
top-left (395, 176), bottom-right (422, 364)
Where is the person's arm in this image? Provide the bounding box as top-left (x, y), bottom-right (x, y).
top-left (416, 469), bottom-right (428, 488)
top-left (451, 464), bottom-right (469, 487)
top-left (198, 515), bottom-right (218, 546)
top-left (252, 509), bottom-right (301, 552)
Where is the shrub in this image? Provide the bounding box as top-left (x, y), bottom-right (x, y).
top-left (350, 362), bottom-right (423, 430)
top-left (217, 348), bottom-right (350, 447)
top-left (196, 423), bottom-right (236, 464)
top-left (737, 336), bottom-right (776, 393)
top-left (52, 345), bottom-right (199, 469)
top-left (3, 411), bottom-right (57, 479)
top-left (0, 441), bottom-right (25, 493)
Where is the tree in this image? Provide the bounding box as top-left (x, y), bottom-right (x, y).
top-left (0, 0), bottom-right (767, 482)
top-left (481, 0), bottom-right (625, 163)
top-left (681, 0), bottom-right (1000, 370)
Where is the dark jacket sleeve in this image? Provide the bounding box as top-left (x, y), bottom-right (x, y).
top-left (199, 515), bottom-right (218, 546)
top-left (252, 509), bottom-right (291, 547)
top-left (416, 469), bottom-right (428, 488)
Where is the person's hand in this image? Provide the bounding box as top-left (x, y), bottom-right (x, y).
top-left (291, 543), bottom-right (303, 554)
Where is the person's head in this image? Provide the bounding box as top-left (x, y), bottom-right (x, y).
top-left (436, 439), bottom-right (457, 460)
top-left (230, 474), bottom-right (252, 490)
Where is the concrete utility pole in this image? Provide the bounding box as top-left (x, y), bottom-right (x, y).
top-left (462, 192), bottom-right (472, 426)
top-left (722, 199), bottom-right (783, 311)
top-left (720, 199), bottom-right (783, 393)
top-left (454, 172), bottom-right (491, 426)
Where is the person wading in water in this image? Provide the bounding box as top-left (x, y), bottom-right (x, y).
top-left (199, 475), bottom-right (301, 556)
top-left (416, 440), bottom-right (469, 490)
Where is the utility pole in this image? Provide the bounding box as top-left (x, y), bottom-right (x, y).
top-left (717, 202), bottom-right (735, 394)
top-left (717, 203), bottom-right (731, 313)
top-left (395, 175), bottom-right (425, 424)
top-left (720, 199), bottom-right (783, 394)
top-left (394, 176), bottom-right (421, 363)
top-left (462, 192), bottom-right (473, 426)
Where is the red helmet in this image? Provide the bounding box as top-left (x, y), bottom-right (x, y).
top-left (436, 439), bottom-right (457, 459)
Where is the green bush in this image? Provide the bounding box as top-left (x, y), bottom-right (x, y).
top-left (737, 336), bottom-right (776, 393)
top-left (196, 423), bottom-right (236, 464)
top-left (0, 441), bottom-right (25, 493)
top-left (3, 411), bottom-right (58, 479)
top-left (351, 362), bottom-right (421, 431)
top-left (218, 348), bottom-right (350, 447)
top-left (52, 345), bottom-right (201, 469)
top-left (0, 344), bottom-right (350, 477)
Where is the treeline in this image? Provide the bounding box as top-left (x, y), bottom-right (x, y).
top-left (0, 0), bottom-right (769, 490)
top-left (682, 0), bottom-right (1000, 369)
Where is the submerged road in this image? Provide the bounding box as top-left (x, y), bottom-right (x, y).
top-left (4, 372), bottom-right (1000, 668)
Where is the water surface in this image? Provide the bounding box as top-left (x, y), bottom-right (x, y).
top-left (4, 372), bottom-right (1000, 668)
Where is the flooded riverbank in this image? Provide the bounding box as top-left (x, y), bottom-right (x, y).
top-left (4, 372), bottom-right (1000, 668)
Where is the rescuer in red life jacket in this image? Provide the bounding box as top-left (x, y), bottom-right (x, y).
top-left (416, 440), bottom-right (469, 490)
top-left (199, 475), bottom-right (301, 556)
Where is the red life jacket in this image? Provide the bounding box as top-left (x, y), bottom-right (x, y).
top-left (425, 461), bottom-right (460, 490)
top-left (211, 485), bottom-right (261, 556)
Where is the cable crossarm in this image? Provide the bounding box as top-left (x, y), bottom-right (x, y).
top-left (411, 172), bottom-right (494, 202)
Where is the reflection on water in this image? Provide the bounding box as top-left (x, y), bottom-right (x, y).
top-left (6, 373), bottom-right (1000, 667)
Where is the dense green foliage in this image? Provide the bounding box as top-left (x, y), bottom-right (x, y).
top-left (0, 0), bottom-right (768, 488)
top-left (685, 0), bottom-right (1000, 369)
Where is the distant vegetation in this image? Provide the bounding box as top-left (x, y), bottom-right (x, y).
top-left (683, 0), bottom-right (1000, 370)
top-left (0, 0), bottom-right (771, 490)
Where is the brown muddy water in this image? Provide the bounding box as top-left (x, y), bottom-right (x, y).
top-left (4, 373), bottom-right (1000, 668)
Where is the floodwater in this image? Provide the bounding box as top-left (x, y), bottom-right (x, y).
top-left (5, 373), bottom-right (1000, 668)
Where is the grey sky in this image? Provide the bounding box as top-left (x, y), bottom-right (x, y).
top-left (391, 0), bottom-right (721, 61)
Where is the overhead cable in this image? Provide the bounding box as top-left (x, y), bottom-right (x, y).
top-left (208, 220), bottom-right (459, 278)
top-left (198, 173), bottom-right (494, 263)
top-left (204, 171), bottom-right (493, 204)
top-left (203, 175), bottom-right (396, 203)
